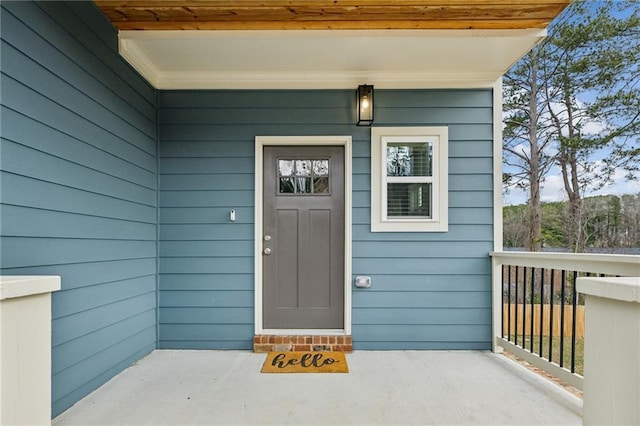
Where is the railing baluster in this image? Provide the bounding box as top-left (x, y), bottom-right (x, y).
top-left (501, 265), bottom-right (505, 339)
top-left (559, 270), bottom-right (566, 368)
top-left (514, 266), bottom-right (519, 346)
top-left (539, 268), bottom-right (545, 357)
top-left (549, 269), bottom-right (555, 362)
top-left (522, 266), bottom-right (527, 349)
top-left (530, 267), bottom-right (535, 353)
top-left (507, 265), bottom-right (512, 341)
top-left (571, 270), bottom-right (578, 374)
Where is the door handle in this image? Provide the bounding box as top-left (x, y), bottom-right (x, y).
top-left (264, 247), bottom-right (272, 255)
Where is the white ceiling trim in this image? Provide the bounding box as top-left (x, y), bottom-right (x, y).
top-left (118, 29), bottom-right (546, 90)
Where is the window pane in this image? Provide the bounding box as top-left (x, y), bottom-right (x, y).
top-left (386, 143), bottom-right (432, 177)
top-left (387, 183), bottom-right (432, 217)
top-left (279, 160), bottom-right (294, 177)
top-left (280, 177), bottom-right (295, 193)
top-left (313, 160), bottom-right (329, 176)
top-left (296, 177), bottom-right (311, 193)
top-left (296, 160), bottom-right (312, 177)
top-left (313, 177), bottom-right (329, 194)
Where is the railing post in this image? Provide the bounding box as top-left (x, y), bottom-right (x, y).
top-left (577, 276), bottom-right (640, 425)
top-left (491, 256), bottom-right (504, 353)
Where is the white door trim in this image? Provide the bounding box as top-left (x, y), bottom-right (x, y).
top-left (254, 136), bottom-right (352, 335)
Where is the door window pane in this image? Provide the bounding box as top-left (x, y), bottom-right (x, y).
top-left (295, 160), bottom-right (312, 177)
top-left (313, 177), bottom-right (329, 194)
top-left (313, 160), bottom-right (329, 176)
top-left (279, 177), bottom-right (295, 193)
top-left (278, 160), bottom-right (295, 176)
top-left (296, 177), bottom-right (312, 193)
top-left (278, 159), bottom-right (330, 195)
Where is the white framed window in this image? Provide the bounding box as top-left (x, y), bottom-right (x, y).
top-left (371, 127), bottom-right (448, 232)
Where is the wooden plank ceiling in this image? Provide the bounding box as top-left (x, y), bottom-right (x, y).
top-left (94, 1), bottom-right (571, 31)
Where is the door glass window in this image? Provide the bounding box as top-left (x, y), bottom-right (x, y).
top-left (278, 159), bottom-right (330, 194)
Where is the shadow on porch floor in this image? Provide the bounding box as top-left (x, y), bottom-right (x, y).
top-left (53, 350), bottom-right (581, 425)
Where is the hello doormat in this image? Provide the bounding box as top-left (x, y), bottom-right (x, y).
top-left (261, 351), bottom-right (349, 373)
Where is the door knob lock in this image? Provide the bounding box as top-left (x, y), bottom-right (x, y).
top-left (263, 247), bottom-right (272, 255)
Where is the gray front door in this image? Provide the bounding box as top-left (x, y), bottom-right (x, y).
top-left (263, 146), bottom-right (345, 329)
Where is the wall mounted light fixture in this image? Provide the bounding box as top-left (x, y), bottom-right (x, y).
top-left (357, 84), bottom-right (374, 126)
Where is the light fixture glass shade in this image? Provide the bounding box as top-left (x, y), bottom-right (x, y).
top-left (357, 85), bottom-right (374, 126)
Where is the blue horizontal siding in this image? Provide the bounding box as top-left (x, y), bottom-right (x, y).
top-left (160, 291), bottom-right (253, 308)
top-left (160, 307), bottom-right (254, 324)
top-left (354, 324), bottom-right (491, 341)
top-left (52, 330), bottom-right (155, 417)
top-left (159, 257), bottom-right (253, 274)
top-left (353, 207), bottom-right (493, 225)
top-left (348, 274), bottom-right (490, 292)
top-left (355, 342), bottom-right (490, 350)
top-left (351, 89), bottom-right (494, 350)
top-left (54, 294), bottom-right (157, 350)
top-left (2, 140), bottom-right (155, 205)
top-left (52, 309), bottom-right (156, 374)
top-left (0, 172), bottom-right (156, 223)
top-left (1, 237), bottom-right (155, 268)
top-left (0, 1), bottom-right (157, 418)
top-left (52, 275), bottom-right (156, 321)
top-left (159, 88), bottom-right (494, 351)
top-left (354, 291), bottom-right (491, 308)
top-left (160, 274), bottom-right (254, 291)
top-left (160, 207), bottom-right (255, 224)
top-left (1, 259), bottom-right (157, 291)
top-left (353, 241), bottom-right (493, 258)
top-left (159, 324), bottom-right (254, 341)
top-left (160, 241), bottom-right (254, 257)
top-left (353, 308), bottom-right (490, 325)
top-left (160, 341), bottom-right (252, 350)
top-left (160, 190), bottom-right (254, 207)
top-left (160, 224), bottom-right (253, 241)
top-left (1, 205), bottom-right (155, 240)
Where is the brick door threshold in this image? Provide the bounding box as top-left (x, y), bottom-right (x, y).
top-left (253, 335), bottom-right (352, 353)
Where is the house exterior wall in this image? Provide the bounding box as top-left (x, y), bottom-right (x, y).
top-left (159, 89), bottom-right (494, 350)
top-left (1, 1), bottom-right (496, 417)
top-left (0, 1), bottom-right (158, 417)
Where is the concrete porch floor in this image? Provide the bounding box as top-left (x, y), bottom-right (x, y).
top-left (53, 350), bottom-right (582, 425)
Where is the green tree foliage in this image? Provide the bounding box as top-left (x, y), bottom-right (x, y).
top-left (503, 0), bottom-right (640, 252)
top-left (503, 193), bottom-right (640, 250)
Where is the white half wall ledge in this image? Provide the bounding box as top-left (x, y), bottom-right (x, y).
top-left (1, 275), bottom-right (61, 425)
top-left (578, 275), bottom-right (640, 426)
top-left (0, 275), bottom-right (61, 300)
top-left (577, 276), bottom-right (640, 303)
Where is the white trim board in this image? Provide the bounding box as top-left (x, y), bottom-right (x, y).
top-left (118, 29), bottom-right (546, 89)
top-left (254, 136), bottom-right (353, 336)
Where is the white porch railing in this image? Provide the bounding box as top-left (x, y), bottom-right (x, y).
top-left (490, 251), bottom-right (640, 390)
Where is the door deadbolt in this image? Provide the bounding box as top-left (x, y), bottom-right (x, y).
top-left (263, 247), bottom-right (272, 255)
top-left (264, 235), bottom-right (271, 241)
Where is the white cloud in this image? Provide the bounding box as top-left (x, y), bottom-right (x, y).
top-left (585, 166), bottom-right (640, 197)
top-left (504, 166), bottom-right (639, 206)
top-left (540, 175), bottom-right (567, 202)
top-left (581, 119), bottom-right (608, 136)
